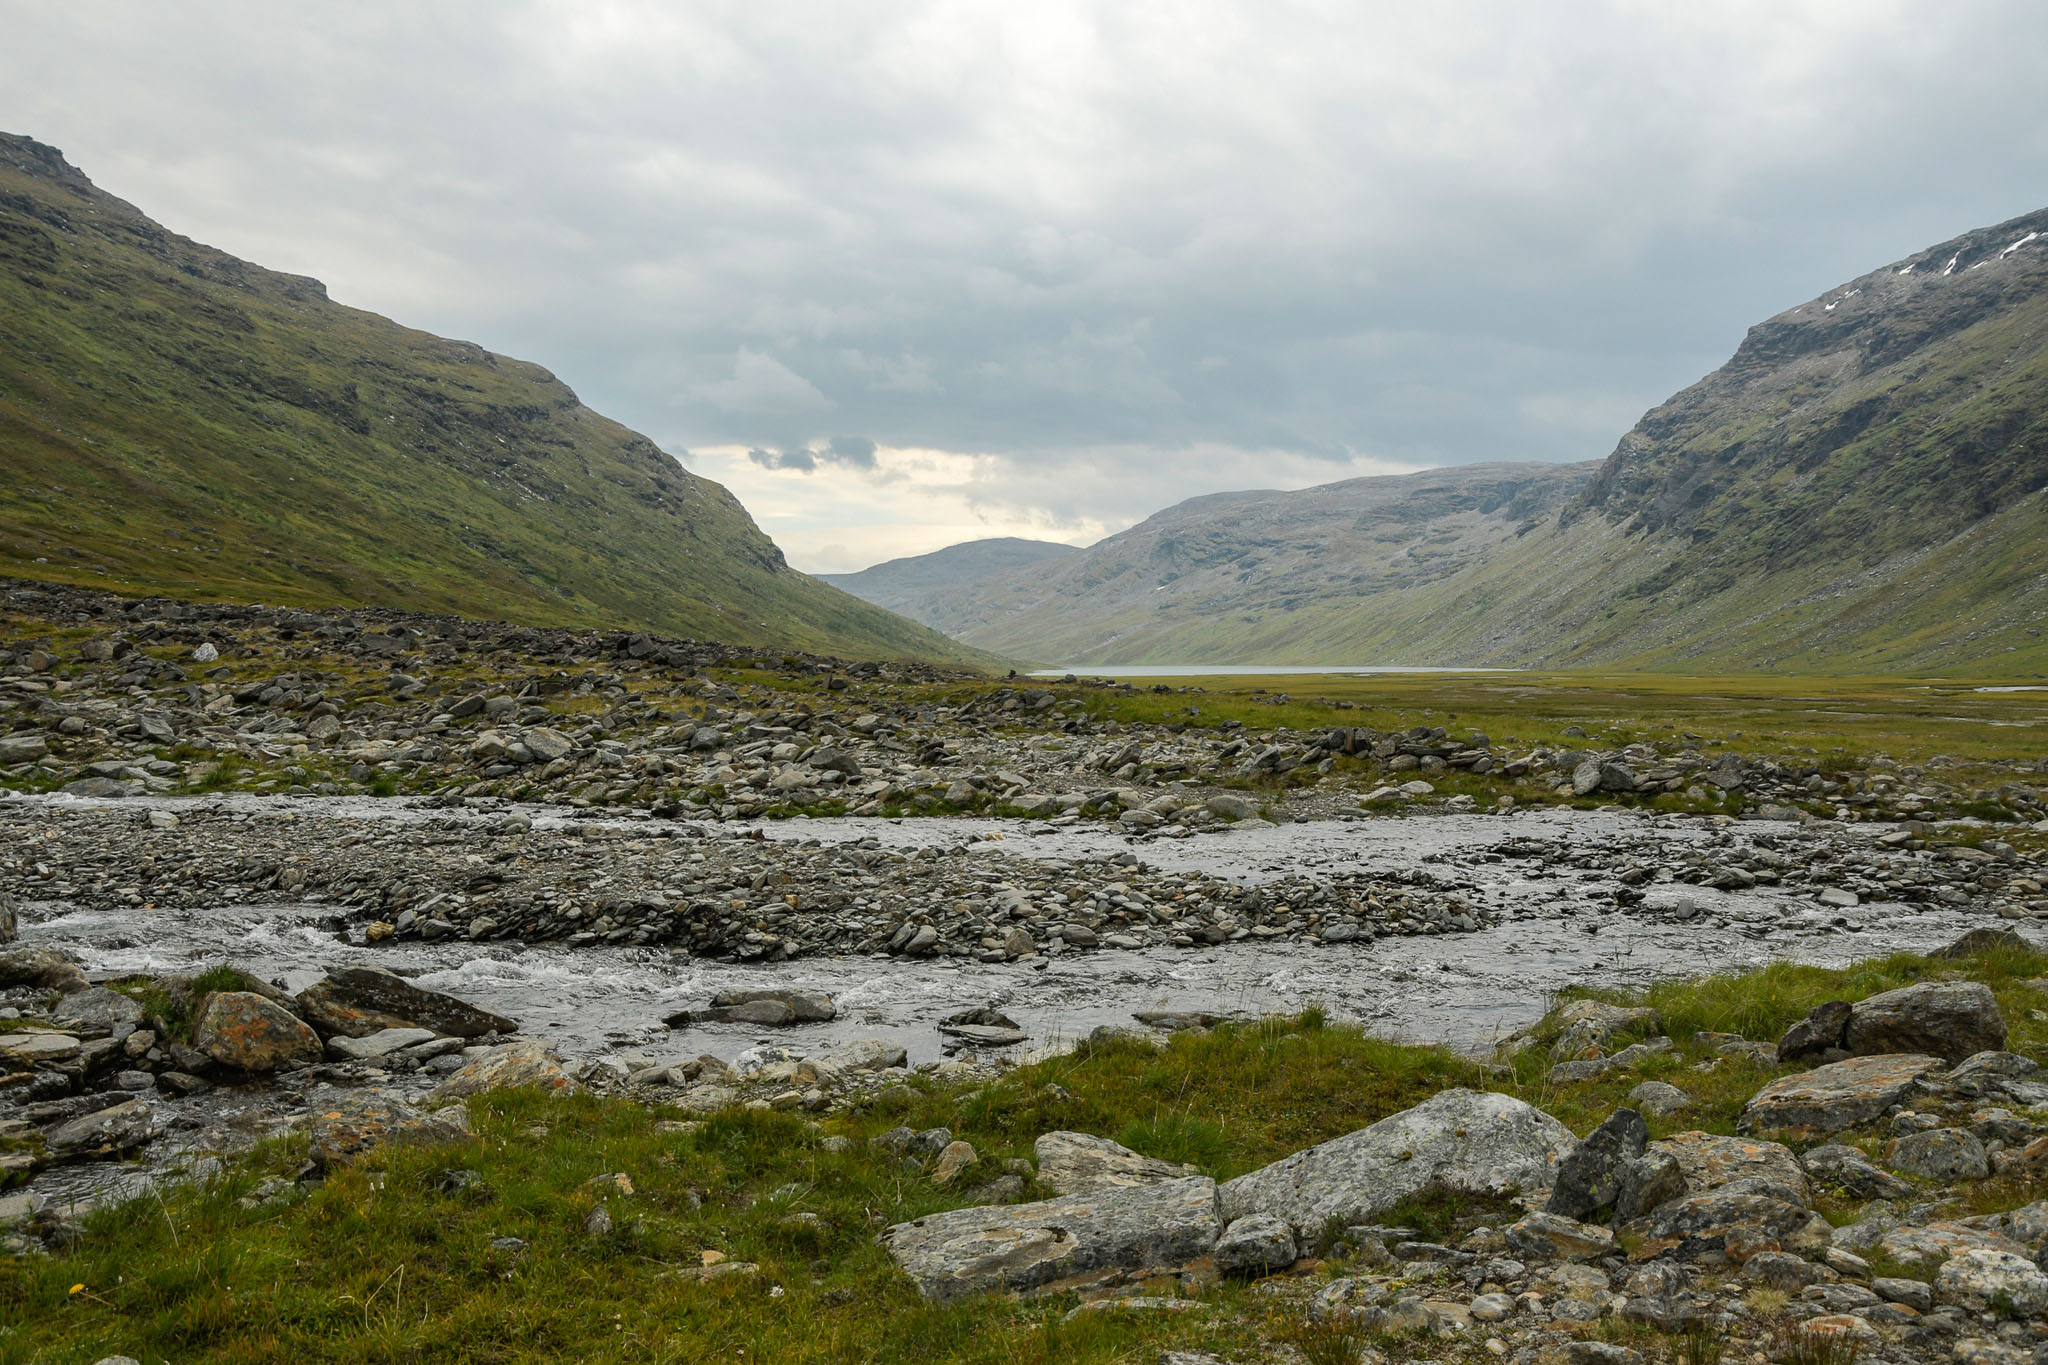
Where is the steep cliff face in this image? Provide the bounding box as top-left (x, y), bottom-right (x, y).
top-left (1578, 206), bottom-right (2048, 586)
top-left (0, 133), bottom-right (982, 662)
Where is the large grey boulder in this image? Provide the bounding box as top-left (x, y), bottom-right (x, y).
top-left (1620, 1130), bottom-right (1812, 1262)
top-left (1934, 1248), bottom-right (2048, 1316)
top-left (1740, 1054), bottom-right (1941, 1138)
top-left (46, 1097), bottom-right (156, 1160)
top-left (296, 966), bottom-right (514, 1039)
top-left (1843, 982), bottom-right (2005, 1063)
top-left (1214, 1213), bottom-right (1299, 1276)
top-left (49, 986), bottom-right (146, 1037)
top-left (1218, 1089), bottom-right (1575, 1235)
top-left (1034, 1131), bottom-right (1198, 1196)
top-left (1779, 982), bottom-right (2005, 1066)
top-left (882, 1176), bottom-right (1220, 1301)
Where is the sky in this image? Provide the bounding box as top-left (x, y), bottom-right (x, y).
top-left (5, 2), bottom-right (2047, 573)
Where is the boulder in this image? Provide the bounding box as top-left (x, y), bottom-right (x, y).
top-left (1777, 999), bottom-right (1853, 1064)
top-left (46, 1097), bottom-right (156, 1160)
top-left (0, 890), bottom-right (14, 944)
top-left (1935, 1248), bottom-right (2048, 1316)
top-left (0, 945), bottom-right (88, 993)
top-left (1506, 1210), bottom-right (1615, 1261)
top-left (305, 1093), bottom-right (473, 1166)
top-left (1740, 1054), bottom-right (1941, 1137)
top-left (712, 988), bottom-right (836, 1021)
top-left (1652, 1131), bottom-right (1808, 1204)
top-left (1214, 1213), bottom-right (1298, 1276)
top-left (1842, 981), bottom-right (2005, 1063)
top-left (1887, 1127), bottom-right (1990, 1181)
top-left (882, 1176), bottom-right (1220, 1302)
top-left (1878, 1221), bottom-right (2031, 1271)
top-left (1624, 1180), bottom-right (1811, 1262)
top-left (0, 734), bottom-right (48, 764)
top-left (49, 986), bottom-right (146, 1037)
top-left (1799, 1143), bottom-right (1915, 1201)
top-left (1034, 1131), bottom-right (1198, 1196)
top-left (1217, 1090), bottom-right (1575, 1235)
top-left (1934, 927), bottom-right (2032, 959)
top-left (1547, 1108), bottom-right (1648, 1221)
top-left (193, 991), bottom-right (321, 1072)
top-left (297, 967), bottom-right (514, 1039)
top-left (1626, 1081), bottom-right (1691, 1118)
top-left (427, 1040), bottom-right (578, 1102)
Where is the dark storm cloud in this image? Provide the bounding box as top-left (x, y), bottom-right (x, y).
top-left (5, 1), bottom-right (2047, 558)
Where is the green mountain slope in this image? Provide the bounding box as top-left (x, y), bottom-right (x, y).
top-left (922, 207), bottom-right (2048, 674)
top-left (0, 133), bottom-right (986, 664)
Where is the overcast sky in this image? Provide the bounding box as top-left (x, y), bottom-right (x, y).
top-left (6, 2), bottom-right (2047, 572)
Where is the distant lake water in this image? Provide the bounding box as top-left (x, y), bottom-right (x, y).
top-left (1025, 665), bottom-right (1509, 678)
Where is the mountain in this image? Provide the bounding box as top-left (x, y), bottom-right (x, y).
top-left (911, 464), bottom-right (1596, 664)
top-left (0, 133), bottom-right (984, 664)
top-left (915, 207), bottom-right (2048, 673)
top-left (819, 537), bottom-right (1079, 634)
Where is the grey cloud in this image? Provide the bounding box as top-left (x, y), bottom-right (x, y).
top-left (4, 2), bottom-right (2047, 540)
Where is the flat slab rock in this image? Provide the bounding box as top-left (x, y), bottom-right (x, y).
top-left (1217, 1089), bottom-right (1575, 1235)
top-left (1740, 1053), bottom-right (1941, 1138)
top-left (882, 1175), bottom-right (1220, 1302)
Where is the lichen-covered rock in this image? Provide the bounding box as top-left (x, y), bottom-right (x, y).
top-left (296, 966), bottom-right (514, 1039)
top-left (1740, 1053), bottom-right (1940, 1137)
top-left (305, 1093), bottom-right (473, 1166)
top-left (1507, 1210), bottom-right (1615, 1261)
top-left (1623, 1181), bottom-right (1811, 1262)
top-left (882, 1176), bottom-right (1220, 1301)
top-left (1653, 1131), bottom-right (1808, 1204)
top-left (1033, 1131), bottom-right (1198, 1196)
top-left (1878, 1221), bottom-right (2031, 1270)
top-left (1887, 1126), bottom-right (1990, 1181)
top-left (1843, 981), bottom-right (2006, 1063)
top-left (1214, 1213), bottom-right (1298, 1276)
top-left (193, 991), bottom-right (321, 1072)
top-left (1935, 1248), bottom-right (2048, 1316)
top-left (1218, 1090), bottom-right (1575, 1235)
top-left (1799, 1142), bottom-right (1916, 1201)
top-left (427, 1040), bottom-right (577, 1102)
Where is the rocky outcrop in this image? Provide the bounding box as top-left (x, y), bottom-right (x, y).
top-left (882, 1176), bottom-right (1221, 1302)
top-left (1778, 982), bottom-right (2006, 1065)
top-left (1218, 1090), bottom-right (1575, 1235)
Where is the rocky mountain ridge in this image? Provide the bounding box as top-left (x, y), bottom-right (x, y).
top-left (0, 133), bottom-right (979, 664)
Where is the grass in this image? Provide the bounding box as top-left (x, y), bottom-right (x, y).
top-left (1066, 670), bottom-right (2048, 768)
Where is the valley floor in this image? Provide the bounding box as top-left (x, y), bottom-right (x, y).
top-left (4, 578), bottom-right (2048, 1361)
